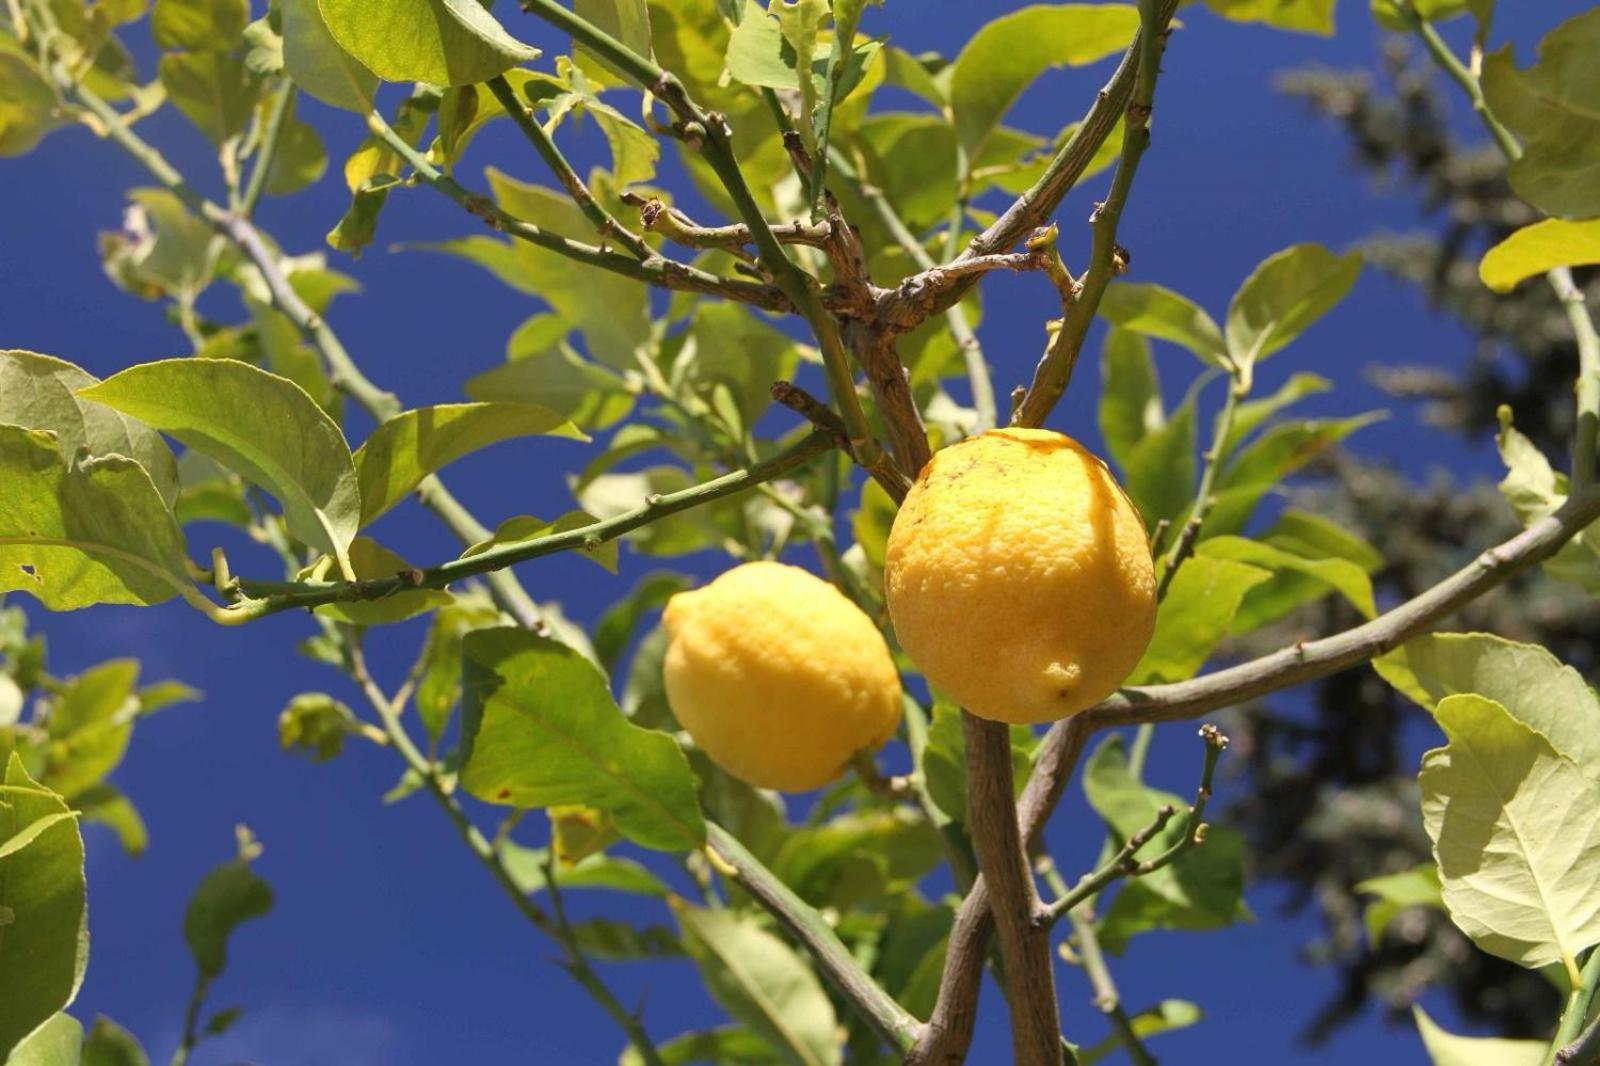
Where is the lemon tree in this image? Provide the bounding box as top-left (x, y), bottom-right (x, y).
top-left (2, 0), bottom-right (1600, 1064)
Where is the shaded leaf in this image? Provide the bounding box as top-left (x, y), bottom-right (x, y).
top-left (0, 425), bottom-right (196, 612)
top-left (158, 51), bottom-right (259, 145)
top-left (671, 899), bottom-right (842, 1066)
top-left (0, 53), bottom-right (61, 159)
top-left (619, 1027), bottom-right (782, 1066)
top-left (277, 693), bottom-right (362, 762)
top-left (497, 841), bottom-right (667, 898)
top-left (81, 359), bottom-right (360, 576)
top-left (1098, 328), bottom-right (1163, 471)
top-left (1131, 555), bottom-right (1271, 684)
top-left (1122, 381), bottom-right (1196, 534)
top-left (183, 856), bottom-right (273, 978)
top-left (0, 350), bottom-right (179, 509)
top-left (594, 572), bottom-right (692, 672)
top-left (460, 511), bottom-right (617, 573)
top-left (81, 1016), bottom-right (148, 1066)
top-left (1079, 1000), bottom-right (1200, 1065)
top-left (281, 0), bottom-right (376, 113)
top-left (1355, 865), bottom-right (1443, 946)
top-left (1205, 0), bottom-right (1335, 34)
top-left (151, 0), bottom-right (248, 50)
top-left (354, 402), bottom-right (584, 527)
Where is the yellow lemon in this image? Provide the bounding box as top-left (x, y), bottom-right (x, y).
top-left (884, 428), bottom-right (1156, 725)
top-left (662, 561), bottom-right (903, 791)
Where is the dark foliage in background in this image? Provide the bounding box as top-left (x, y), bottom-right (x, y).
top-left (1222, 46), bottom-right (1600, 1043)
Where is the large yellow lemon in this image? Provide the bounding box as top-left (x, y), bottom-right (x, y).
top-left (662, 561), bottom-right (902, 791)
top-left (884, 428), bottom-right (1156, 725)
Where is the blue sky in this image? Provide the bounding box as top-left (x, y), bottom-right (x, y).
top-left (2, 1), bottom-right (1588, 1062)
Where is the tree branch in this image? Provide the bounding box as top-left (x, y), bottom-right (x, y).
top-left (1012, 0), bottom-right (1172, 428)
top-left (705, 823), bottom-right (924, 1054)
top-left (877, 0), bottom-right (1181, 333)
top-left (1040, 725), bottom-right (1226, 926)
top-left (223, 432), bottom-right (837, 620)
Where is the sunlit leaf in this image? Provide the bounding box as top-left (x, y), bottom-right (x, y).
top-left (1412, 1005), bottom-right (1543, 1066)
top-left (0, 53), bottom-right (62, 159)
top-left (3, 1013), bottom-right (82, 1066)
top-left (317, 0), bottom-right (539, 86)
top-left (1098, 329), bottom-right (1163, 472)
top-left (1122, 379), bottom-right (1196, 534)
top-left (1100, 283), bottom-right (1229, 368)
top-left (1479, 218), bottom-right (1600, 293)
top-left (1225, 243), bottom-right (1359, 366)
top-left (1355, 865), bottom-right (1442, 946)
top-left (1204, 0), bottom-right (1334, 35)
top-left (0, 757), bottom-right (87, 1061)
top-left (458, 628), bottom-right (706, 852)
top-left (1422, 693), bottom-right (1600, 976)
top-left (1079, 1000), bottom-right (1200, 1065)
top-left (277, 693), bottom-right (363, 763)
top-left (151, 0), bottom-right (248, 50)
top-left (1130, 554), bottom-right (1271, 683)
top-left (949, 4), bottom-right (1139, 156)
top-left (158, 51), bottom-right (259, 145)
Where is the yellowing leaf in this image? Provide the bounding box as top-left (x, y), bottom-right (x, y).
top-left (1479, 218), bottom-right (1600, 292)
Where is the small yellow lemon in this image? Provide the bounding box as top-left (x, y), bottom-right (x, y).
top-left (884, 428), bottom-right (1156, 725)
top-left (662, 561), bottom-right (902, 791)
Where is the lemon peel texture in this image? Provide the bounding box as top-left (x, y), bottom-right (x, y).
top-left (885, 427), bottom-right (1156, 725)
top-left (662, 561), bottom-right (903, 791)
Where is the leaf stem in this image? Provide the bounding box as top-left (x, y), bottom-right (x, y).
top-left (238, 79), bottom-right (293, 219)
top-left (1551, 949), bottom-right (1600, 1065)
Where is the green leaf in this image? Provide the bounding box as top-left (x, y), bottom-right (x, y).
top-left (1355, 865), bottom-right (1442, 946)
top-left (671, 899), bottom-right (843, 1066)
top-left (71, 786), bottom-right (148, 858)
top-left (1422, 693), bottom-right (1600, 976)
top-left (1079, 1000), bottom-right (1200, 1065)
top-left (619, 1027), bottom-right (783, 1066)
top-left (573, 0), bottom-right (653, 83)
top-left (100, 189), bottom-right (214, 301)
top-left (1122, 381), bottom-right (1196, 534)
top-left (412, 596), bottom-right (502, 745)
top-left (42, 659), bottom-right (140, 798)
top-left (354, 402), bottom-right (584, 527)
top-left (262, 115), bottom-right (327, 197)
top-left (151, 0), bottom-right (248, 50)
top-left (277, 693), bottom-right (362, 762)
top-left (1479, 218), bottom-right (1600, 293)
top-left (1131, 555), bottom-right (1271, 684)
top-left (770, 811), bottom-right (943, 909)
top-left (280, 0), bottom-right (376, 113)
top-left (0, 53), bottom-right (63, 159)
top-left (594, 572), bottom-right (692, 673)
top-left (80, 1016), bottom-right (148, 1066)
top-left (497, 841), bottom-right (667, 898)
top-left (80, 359), bottom-right (360, 577)
top-left (0, 424), bottom-right (197, 611)
top-left (1371, 0), bottom-right (1484, 32)
top-left (466, 319), bottom-right (634, 431)
top-left (1225, 243), bottom-right (1360, 366)
top-left (1375, 633), bottom-right (1600, 772)
top-left (1197, 535), bottom-right (1375, 636)
top-left (1221, 371), bottom-right (1331, 455)
top-left (1098, 329), bottom-right (1163, 472)
top-left (0, 350), bottom-right (180, 509)
top-left (1481, 10), bottom-right (1600, 219)
top-left (3, 1014), bottom-right (82, 1066)
top-left (311, 537), bottom-right (452, 625)
top-left (1263, 508), bottom-right (1383, 571)
top-left (0, 757), bottom-right (87, 1062)
top-left (458, 628), bottom-right (706, 852)
top-left (683, 304), bottom-right (801, 433)
top-left (1412, 1005), bottom-right (1545, 1066)
top-left (317, 0), bottom-right (539, 87)
top-left (183, 856), bottom-right (273, 978)
top-left (1204, 0), bottom-right (1335, 34)
top-left (949, 4), bottom-right (1140, 157)
top-left (158, 51), bottom-right (259, 145)
top-left (459, 511), bottom-right (617, 573)
top-left (1083, 735), bottom-right (1247, 951)
top-left (1099, 283), bottom-right (1230, 368)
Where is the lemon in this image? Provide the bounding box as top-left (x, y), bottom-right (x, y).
top-left (884, 428), bottom-right (1156, 725)
top-left (662, 561), bottom-right (903, 791)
